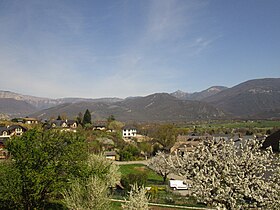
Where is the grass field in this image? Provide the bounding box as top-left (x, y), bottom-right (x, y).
top-left (202, 120), bottom-right (280, 129)
top-left (119, 164), bottom-right (163, 185)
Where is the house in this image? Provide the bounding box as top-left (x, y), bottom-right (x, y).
top-left (12, 117), bottom-right (38, 124)
top-left (262, 130), bottom-right (280, 152)
top-left (122, 125), bottom-right (137, 139)
top-left (23, 117), bottom-right (38, 124)
top-left (0, 125), bottom-right (27, 159)
top-left (104, 151), bottom-right (117, 160)
top-left (171, 139), bottom-right (202, 154)
top-left (50, 120), bottom-right (77, 129)
top-left (93, 121), bottom-right (107, 131)
top-left (0, 125), bottom-right (27, 138)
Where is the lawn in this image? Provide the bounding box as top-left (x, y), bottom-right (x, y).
top-left (119, 164), bottom-right (164, 185)
top-left (117, 164), bottom-right (208, 209)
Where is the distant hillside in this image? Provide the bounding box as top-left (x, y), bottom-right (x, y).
top-left (202, 78), bottom-right (280, 118)
top-left (32, 93), bottom-right (226, 122)
top-left (2, 78), bottom-right (280, 121)
top-left (0, 98), bottom-right (37, 117)
top-left (171, 86), bottom-right (228, 101)
top-left (0, 90), bottom-right (123, 110)
top-left (0, 90), bottom-right (58, 110)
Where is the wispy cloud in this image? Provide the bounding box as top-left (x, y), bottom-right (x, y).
top-left (0, 0), bottom-right (223, 98)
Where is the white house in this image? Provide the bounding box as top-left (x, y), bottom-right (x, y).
top-left (122, 126), bottom-right (137, 139)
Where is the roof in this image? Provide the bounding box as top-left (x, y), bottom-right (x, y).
top-left (0, 126), bottom-right (9, 133)
top-left (51, 120), bottom-right (77, 127)
top-left (23, 118), bottom-right (38, 121)
top-left (0, 125), bottom-right (27, 134)
top-left (123, 125), bottom-right (137, 130)
top-left (104, 151), bottom-right (117, 156)
top-left (93, 121), bottom-right (107, 127)
top-left (66, 120), bottom-right (77, 125)
top-left (8, 125), bottom-right (27, 131)
top-left (52, 120), bottom-right (64, 126)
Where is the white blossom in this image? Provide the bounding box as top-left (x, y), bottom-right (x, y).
top-left (163, 139), bottom-right (280, 209)
top-left (121, 184), bottom-right (149, 210)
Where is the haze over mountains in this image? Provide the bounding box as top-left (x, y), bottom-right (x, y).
top-left (0, 78), bottom-right (280, 122)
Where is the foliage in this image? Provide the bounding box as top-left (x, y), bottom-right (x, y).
top-left (119, 144), bottom-right (141, 161)
top-left (2, 128), bottom-right (88, 209)
top-left (83, 109), bottom-right (92, 125)
top-left (148, 151), bottom-right (171, 183)
top-left (119, 164), bottom-right (163, 185)
top-left (138, 141), bottom-right (153, 158)
top-left (0, 160), bottom-right (22, 209)
top-left (63, 154), bottom-right (121, 210)
top-left (88, 139), bottom-right (103, 154)
top-left (108, 120), bottom-right (124, 131)
top-left (150, 124), bottom-right (178, 151)
top-left (121, 171), bottom-right (148, 192)
top-left (85, 154), bottom-right (121, 188)
top-left (121, 184), bottom-right (149, 210)
top-left (63, 176), bottom-right (111, 210)
top-left (164, 139), bottom-right (280, 209)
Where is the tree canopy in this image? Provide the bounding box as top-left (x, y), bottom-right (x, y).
top-left (150, 124), bottom-right (177, 151)
top-left (83, 109), bottom-right (92, 125)
top-left (0, 128), bottom-right (88, 209)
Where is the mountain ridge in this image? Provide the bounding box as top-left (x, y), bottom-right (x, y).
top-left (1, 78), bottom-right (280, 121)
top-left (31, 92), bottom-right (226, 122)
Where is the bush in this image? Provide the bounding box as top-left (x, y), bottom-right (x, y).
top-left (121, 171), bottom-right (148, 192)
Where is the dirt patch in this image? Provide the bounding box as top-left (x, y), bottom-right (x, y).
top-left (135, 166), bottom-right (147, 172)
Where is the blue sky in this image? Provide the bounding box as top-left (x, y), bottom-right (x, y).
top-left (0, 0), bottom-right (279, 98)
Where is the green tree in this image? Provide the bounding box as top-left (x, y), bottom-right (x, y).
top-left (0, 161), bottom-right (22, 209)
top-left (138, 142), bottom-right (153, 159)
top-left (119, 144), bottom-right (141, 161)
top-left (108, 120), bottom-right (124, 131)
top-left (83, 109), bottom-right (92, 125)
top-left (151, 124), bottom-right (178, 152)
top-left (2, 128), bottom-right (88, 209)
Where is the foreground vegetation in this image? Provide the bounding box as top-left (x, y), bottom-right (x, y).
top-left (150, 139), bottom-right (280, 209)
top-left (0, 128), bottom-right (121, 209)
top-left (1, 117), bottom-right (280, 209)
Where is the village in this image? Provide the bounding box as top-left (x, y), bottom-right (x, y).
top-left (1, 115), bottom-right (279, 161)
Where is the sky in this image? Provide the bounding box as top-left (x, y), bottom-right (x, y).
top-left (0, 0), bottom-right (279, 99)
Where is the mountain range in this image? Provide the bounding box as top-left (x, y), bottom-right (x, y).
top-left (0, 78), bottom-right (280, 122)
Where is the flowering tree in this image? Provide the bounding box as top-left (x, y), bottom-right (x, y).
top-left (148, 151), bottom-right (171, 183)
top-left (121, 184), bottom-right (149, 210)
top-left (63, 154), bottom-right (121, 210)
top-left (164, 139), bottom-right (280, 209)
